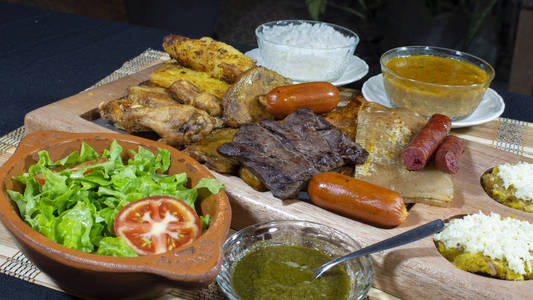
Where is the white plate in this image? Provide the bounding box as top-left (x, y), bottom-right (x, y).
top-left (361, 74), bottom-right (505, 128)
top-left (245, 48), bottom-right (369, 86)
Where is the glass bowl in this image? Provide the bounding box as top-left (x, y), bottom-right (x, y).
top-left (380, 46), bottom-right (495, 118)
top-left (256, 20), bottom-right (359, 82)
top-left (216, 220), bottom-right (373, 300)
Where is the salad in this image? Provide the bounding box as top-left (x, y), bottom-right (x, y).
top-left (6, 141), bottom-right (223, 257)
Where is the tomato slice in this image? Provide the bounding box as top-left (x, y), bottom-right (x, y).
top-left (114, 196), bottom-right (202, 256)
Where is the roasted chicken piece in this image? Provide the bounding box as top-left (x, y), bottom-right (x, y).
top-left (183, 128), bottom-right (240, 174)
top-left (169, 80), bottom-right (222, 116)
top-left (163, 34), bottom-right (256, 83)
top-left (98, 98), bottom-right (150, 132)
top-left (223, 66), bottom-right (292, 127)
top-left (127, 85), bottom-right (176, 107)
top-left (99, 81), bottom-right (222, 147)
top-left (150, 62), bottom-right (229, 99)
top-left (138, 80), bottom-right (161, 88)
top-left (324, 95), bottom-right (365, 140)
top-left (125, 104), bottom-right (222, 147)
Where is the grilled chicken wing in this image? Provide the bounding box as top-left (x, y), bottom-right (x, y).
top-left (169, 80), bottom-right (222, 116)
top-left (99, 83), bottom-right (221, 147)
top-left (127, 85), bottom-right (177, 107)
top-left (163, 35), bottom-right (256, 83)
top-left (150, 62), bottom-right (229, 99)
top-left (98, 98), bottom-right (150, 132)
top-left (124, 104), bottom-right (222, 147)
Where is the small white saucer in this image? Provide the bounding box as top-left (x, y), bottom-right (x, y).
top-left (245, 48), bottom-right (369, 86)
top-left (361, 74), bottom-right (505, 128)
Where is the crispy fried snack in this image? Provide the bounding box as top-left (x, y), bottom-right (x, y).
top-left (183, 128), bottom-right (240, 174)
top-left (324, 95), bottom-right (365, 140)
top-left (150, 62), bottom-right (229, 99)
top-left (163, 34), bottom-right (256, 83)
top-left (354, 102), bottom-right (454, 207)
top-left (239, 167), bottom-right (267, 192)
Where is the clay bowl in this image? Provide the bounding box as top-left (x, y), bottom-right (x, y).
top-left (0, 130), bottom-right (231, 299)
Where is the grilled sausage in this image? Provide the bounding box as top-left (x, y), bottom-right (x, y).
top-left (261, 82), bottom-right (339, 118)
top-left (401, 114), bottom-right (451, 171)
top-left (434, 135), bottom-right (464, 174)
top-left (308, 172), bottom-right (408, 228)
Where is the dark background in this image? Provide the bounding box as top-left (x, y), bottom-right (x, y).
top-left (3, 0), bottom-right (532, 92)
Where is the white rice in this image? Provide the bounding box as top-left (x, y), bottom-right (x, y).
top-left (258, 22), bottom-right (357, 82)
top-left (261, 23), bottom-right (356, 48)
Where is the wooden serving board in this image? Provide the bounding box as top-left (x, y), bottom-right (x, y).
top-left (25, 64), bottom-right (533, 300)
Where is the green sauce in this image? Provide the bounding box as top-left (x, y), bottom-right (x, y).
top-left (231, 244), bottom-right (350, 300)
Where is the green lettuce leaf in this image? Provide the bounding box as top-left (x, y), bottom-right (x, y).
top-left (56, 200), bottom-right (94, 253)
top-left (195, 178), bottom-right (225, 195)
top-left (96, 237), bottom-right (137, 257)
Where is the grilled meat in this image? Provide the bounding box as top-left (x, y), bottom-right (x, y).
top-left (218, 108), bottom-right (368, 199)
top-left (223, 66), bottom-right (292, 127)
top-left (183, 128), bottom-right (240, 174)
top-left (169, 80), bottom-right (222, 116)
top-left (150, 62), bottom-right (229, 99)
top-left (163, 34), bottom-right (256, 83)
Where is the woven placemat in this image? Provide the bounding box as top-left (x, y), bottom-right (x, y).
top-left (1, 49), bottom-right (532, 300)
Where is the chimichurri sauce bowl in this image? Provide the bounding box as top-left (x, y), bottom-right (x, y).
top-left (216, 220), bottom-right (374, 300)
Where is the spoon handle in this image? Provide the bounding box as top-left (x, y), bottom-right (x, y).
top-left (314, 219), bottom-right (444, 278)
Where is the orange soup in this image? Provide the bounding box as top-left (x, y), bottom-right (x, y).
top-left (385, 56), bottom-right (488, 85)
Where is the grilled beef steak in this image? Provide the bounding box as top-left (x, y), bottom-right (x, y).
top-left (218, 108), bottom-right (368, 199)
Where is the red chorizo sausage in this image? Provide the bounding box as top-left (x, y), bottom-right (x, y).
top-left (401, 114), bottom-right (451, 170)
top-left (434, 135), bottom-right (464, 174)
top-left (308, 172), bottom-right (408, 228)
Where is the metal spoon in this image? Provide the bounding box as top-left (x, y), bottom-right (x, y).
top-left (313, 219), bottom-right (445, 278)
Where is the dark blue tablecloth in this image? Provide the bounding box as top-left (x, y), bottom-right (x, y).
top-left (0, 2), bottom-right (532, 299)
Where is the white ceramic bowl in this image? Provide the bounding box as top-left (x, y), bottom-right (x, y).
top-left (255, 20), bottom-right (359, 82)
